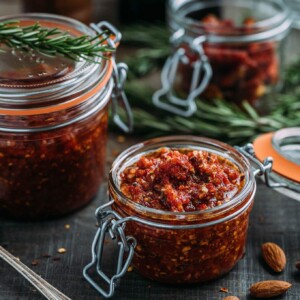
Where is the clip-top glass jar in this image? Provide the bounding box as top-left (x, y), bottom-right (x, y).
top-left (153, 0), bottom-right (292, 117)
top-left (84, 134), bottom-right (298, 298)
top-left (84, 135), bottom-right (288, 298)
top-left (0, 14), bottom-right (132, 220)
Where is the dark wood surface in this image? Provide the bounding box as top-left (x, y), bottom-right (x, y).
top-left (0, 133), bottom-right (300, 300)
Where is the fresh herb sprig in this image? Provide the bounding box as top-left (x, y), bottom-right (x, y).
top-left (118, 24), bottom-right (300, 144)
top-left (121, 81), bottom-right (300, 144)
top-left (122, 23), bottom-right (170, 78)
top-left (0, 21), bottom-right (114, 62)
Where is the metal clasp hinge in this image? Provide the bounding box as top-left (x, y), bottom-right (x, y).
top-left (90, 21), bottom-right (133, 133)
top-left (153, 29), bottom-right (212, 117)
top-left (83, 200), bottom-right (136, 299)
top-left (235, 143), bottom-right (289, 189)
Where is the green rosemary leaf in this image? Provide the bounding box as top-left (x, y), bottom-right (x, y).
top-left (0, 21), bottom-right (114, 62)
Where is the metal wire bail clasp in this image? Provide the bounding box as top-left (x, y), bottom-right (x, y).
top-left (235, 144), bottom-right (289, 189)
top-left (83, 200), bottom-right (137, 299)
top-left (90, 21), bottom-right (133, 133)
top-left (153, 29), bottom-right (212, 117)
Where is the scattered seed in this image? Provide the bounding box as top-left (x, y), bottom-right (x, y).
top-left (65, 224), bottom-right (70, 230)
top-left (52, 256), bottom-right (61, 261)
top-left (112, 150), bottom-right (120, 157)
top-left (127, 266), bottom-right (133, 272)
top-left (117, 135), bottom-right (126, 143)
top-left (296, 261), bottom-right (300, 270)
top-left (31, 259), bottom-right (39, 266)
top-left (220, 287), bottom-right (229, 293)
top-left (258, 214), bottom-right (265, 224)
top-left (57, 248), bottom-right (67, 254)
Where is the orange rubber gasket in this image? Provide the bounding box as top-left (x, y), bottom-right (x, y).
top-left (0, 59), bottom-right (112, 116)
top-left (253, 132), bottom-right (300, 183)
top-left (0, 19), bottom-right (114, 116)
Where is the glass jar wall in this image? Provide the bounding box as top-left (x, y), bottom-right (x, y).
top-left (109, 136), bottom-right (256, 283)
top-left (160, 0), bottom-right (292, 114)
top-left (0, 14), bottom-right (117, 220)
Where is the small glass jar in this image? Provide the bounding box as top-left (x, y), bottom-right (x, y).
top-left (84, 133), bottom-right (299, 298)
top-left (0, 14), bottom-right (132, 220)
top-left (83, 136), bottom-right (263, 298)
top-left (154, 0), bottom-right (292, 116)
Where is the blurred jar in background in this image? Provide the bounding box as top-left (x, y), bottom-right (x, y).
top-left (22, 0), bottom-right (92, 24)
top-left (284, 0), bottom-right (300, 64)
top-left (155, 0), bottom-right (292, 116)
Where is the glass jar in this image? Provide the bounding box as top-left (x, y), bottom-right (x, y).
top-left (283, 0), bottom-right (300, 65)
top-left (0, 14), bottom-right (132, 220)
top-left (84, 136), bottom-right (263, 298)
top-left (153, 0), bottom-right (292, 117)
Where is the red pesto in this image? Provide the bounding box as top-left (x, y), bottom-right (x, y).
top-left (110, 138), bottom-right (255, 284)
top-left (0, 27), bottom-right (109, 220)
top-left (179, 15), bottom-right (278, 105)
top-left (120, 148), bottom-right (245, 212)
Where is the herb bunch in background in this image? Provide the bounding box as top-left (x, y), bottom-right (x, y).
top-left (120, 24), bottom-right (300, 144)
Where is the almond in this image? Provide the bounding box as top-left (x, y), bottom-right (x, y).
top-left (261, 242), bottom-right (286, 272)
top-left (296, 261), bottom-right (300, 270)
top-left (222, 297), bottom-right (239, 300)
top-left (250, 280), bottom-right (292, 298)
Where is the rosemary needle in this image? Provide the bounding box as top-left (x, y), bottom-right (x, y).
top-left (0, 21), bottom-right (114, 62)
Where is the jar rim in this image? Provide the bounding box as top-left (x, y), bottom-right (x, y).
top-left (0, 13), bottom-right (113, 115)
top-left (168, 0), bottom-right (292, 43)
top-left (109, 135), bottom-right (256, 219)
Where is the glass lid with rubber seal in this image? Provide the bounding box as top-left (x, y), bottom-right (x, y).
top-left (0, 14), bottom-right (106, 90)
top-left (253, 127), bottom-right (300, 201)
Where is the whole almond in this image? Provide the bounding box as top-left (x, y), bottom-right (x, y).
top-left (222, 297), bottom-right (239, 300)
top-left (261, 242), bottom-right (286, 272)
top-left (250, 280), bottom-right (292, 298)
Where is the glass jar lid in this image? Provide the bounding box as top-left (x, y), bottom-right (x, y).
top-left (0, 13), bottom-right (111, 114)
top-left (168, 0), bottom-right (292, 43)
top-left (284, 0), bottom-right (300, 29)
top-left (253, 127), bottom-right (300, 200)
top-left (0, 13), bottom-right (103, 90)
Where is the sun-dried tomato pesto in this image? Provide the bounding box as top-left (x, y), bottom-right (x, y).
top-left (0, 107), bottom-right (108, 220)
top-left (179, 15), bottom-right (279, 105)
top-left (110, 137), bottom-right (256, 284)
top-left (120, 148), bottom-right (245, 212)
top-left (0, 16), bottom-right (113, 220)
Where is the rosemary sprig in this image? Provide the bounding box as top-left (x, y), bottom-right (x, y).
top-left (0, 21), bottom-right (114, 62)
top-left (120, 81), bottom-right (300, 144)
top-left (122, 23), bottom-right (170, 78)
top-left (117, 24), bottom-right (300, 144)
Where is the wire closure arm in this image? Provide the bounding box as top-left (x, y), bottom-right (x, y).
top-left (83, 200), bottom-right (136, 299)
top-left (153, 29), bottom-right (212, 117)
top-left (235, 143), bottom-right (289, 189)
top-left (90, 21), bottom-right (133, 133)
